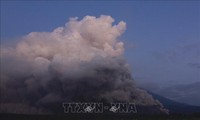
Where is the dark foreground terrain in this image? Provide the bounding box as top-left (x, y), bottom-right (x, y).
top-left (1, 113), bottom-right (200, 120)
top-left (1, 92), bottom-right (200, 120)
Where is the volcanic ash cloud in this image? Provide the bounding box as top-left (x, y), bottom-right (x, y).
top-left (0, 15), bottom-right (168, 114)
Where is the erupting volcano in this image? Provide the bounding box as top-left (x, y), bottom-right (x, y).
top-left (0, 15), bottom-right (168, 114)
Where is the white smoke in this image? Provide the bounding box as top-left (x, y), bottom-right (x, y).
top-left (0, 15), bottom-right (168, 114)
top-left (15, 15), bottom-right (125, 60)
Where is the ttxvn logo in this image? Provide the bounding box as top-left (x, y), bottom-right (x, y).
top-left (63, 103), bottom-right (137, 113)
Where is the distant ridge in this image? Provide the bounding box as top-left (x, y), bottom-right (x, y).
top-left (147, 91), bottom-right (200, 114)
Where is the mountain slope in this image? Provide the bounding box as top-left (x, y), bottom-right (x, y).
top-left (157, 82), bottom-right (200, 106)
top-left (148, 91), bottom-right (200, 114)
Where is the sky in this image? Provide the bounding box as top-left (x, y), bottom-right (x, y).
top-left (1, 1), bottom-right (200, 87)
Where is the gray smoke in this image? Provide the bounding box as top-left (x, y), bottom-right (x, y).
top-left (0, 15), bottom-right (168, 114)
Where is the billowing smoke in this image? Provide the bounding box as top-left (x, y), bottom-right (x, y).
top-left (0, 15), bottom-right (168, 114)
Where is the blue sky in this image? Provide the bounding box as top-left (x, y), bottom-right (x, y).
top-left (1, 1), bottom-right (199, 87)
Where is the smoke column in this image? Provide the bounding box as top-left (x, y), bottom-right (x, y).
top-left (0, 15), bottom-right (168, 114)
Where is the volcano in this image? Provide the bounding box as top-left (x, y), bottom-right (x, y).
top-left (1, 15), bottom-right (168, 115)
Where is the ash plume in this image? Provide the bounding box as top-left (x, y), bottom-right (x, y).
top-left (0, 15), bottom-right (168, 114)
